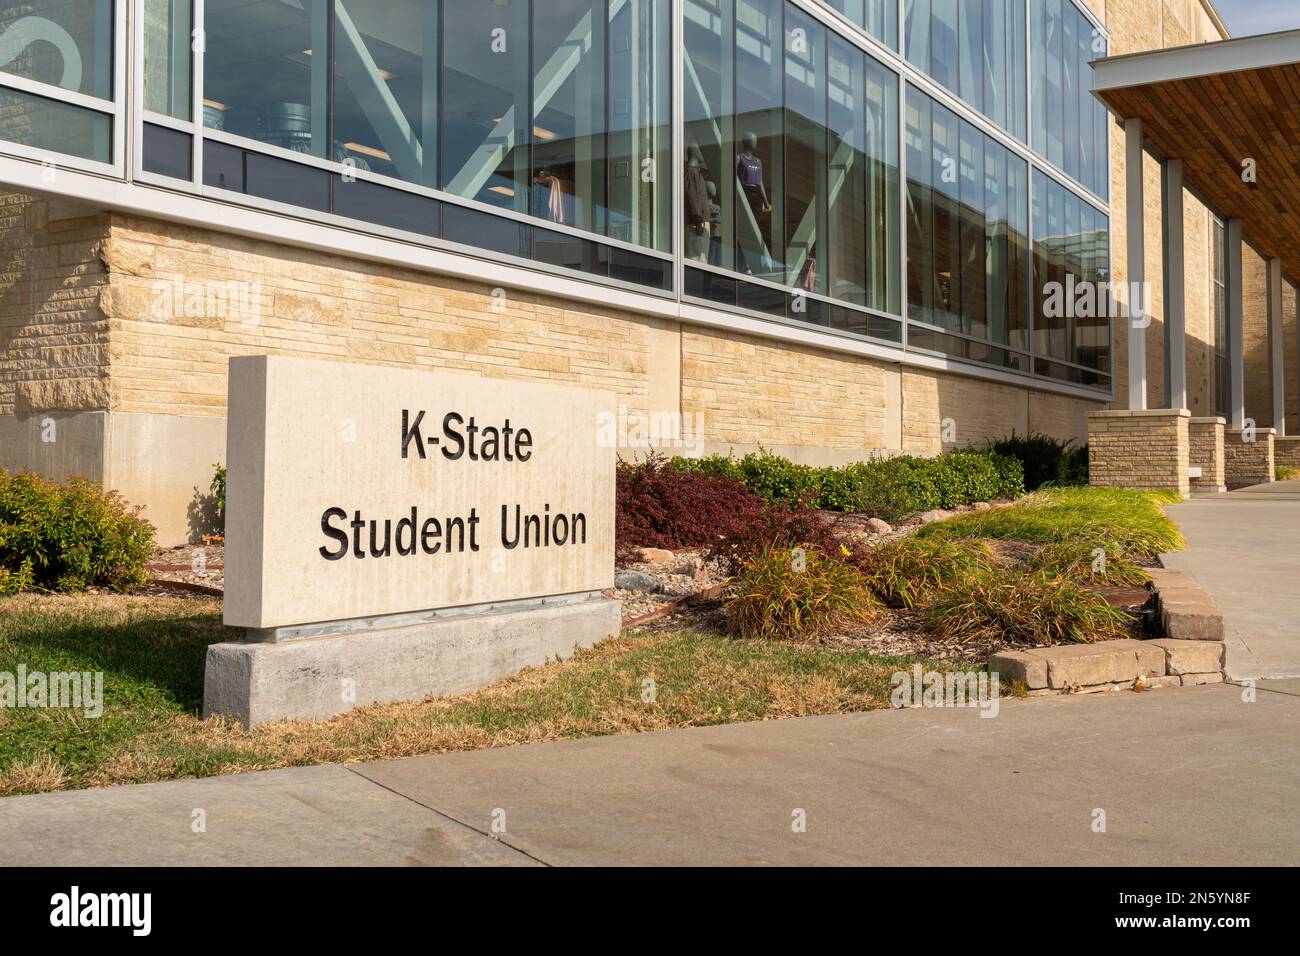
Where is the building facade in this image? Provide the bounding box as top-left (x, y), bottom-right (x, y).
top-left (0, 0), bottom-right (1290, 544)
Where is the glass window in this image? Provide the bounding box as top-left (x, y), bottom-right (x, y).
top-left (142, 121), bottom-right (191, 179)
top-left (441, 0), bottom-right (530, 212)
top-left (144, 0), bottom-right (190, 119)
top-left (1031, 0), bottom-right (1107, 199)
top-left (907, 86), bottom-right (1029, 353)
top-left (784, 5), bottom-right (825, 294)
top-left (823, 0), bottom-right (898, 51)
top-left (1032, 170), bottom-right (1110, 375)
top-left (0, 0), bottom-right (113, 100)
top-left (607, 0), bottom-right (672, 251)
top-left (735, 0), bottom-right (784, 283)
top-left (442, 0), bottom-right (671, 250)
top-left (906, 0), bottom-right (1024, 141)
top-left (684, 0), bottom-right (735, 271)
top-left (0, 86), bottom-right (110, 161)
top-left (333, 0), bottom-right (436, 187)
top-left (203, 0), bottom-right (330, 158)
top-left (686, 0), bottom-right (898, 314)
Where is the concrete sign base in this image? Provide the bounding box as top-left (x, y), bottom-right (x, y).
top-left (204, 596), bottom-right (620, 728)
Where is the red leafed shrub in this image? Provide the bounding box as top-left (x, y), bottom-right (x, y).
top-left (711, 500), bottom-right (848, 576)
top-left (616, 455), bottom-right (765, 562)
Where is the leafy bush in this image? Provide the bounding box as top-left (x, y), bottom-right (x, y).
top-left (989, 432), bottom-right (1088, 490)
top-left (725, 544), bottom-right (879, 641)
top-left (925, 568), bottom-right (1131, 646)
top-left (675, 451), bottom-right (823, 504)
top-left (1029, 540), bottom-right (1152, 588)
top-left (616, 455), bottom-right (765, 561)
top-left (712, 500), bottom-right (847, 576)
top-left (0, 471), bottom-right (156, 593)
top-left (850, 536), bottom-right (995, 609)
top-left (676, 449), bottom-right (1023, 522)
top-left (211, 463), bottom-right (227, 529)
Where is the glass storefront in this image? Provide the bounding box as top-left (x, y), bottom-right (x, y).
top-left (0, 0), bottom-right (1118, 392)
top-left (904, 0), bottom-right (1026, 143)
top-left (1032, 169), bottom-right (1110, 381)
top-left (906, 85), bottom-right (1029, 351)
top-left (685, 0), bottom-right (899, 317)
top-left (1031, 0), bottom-right (1108, 199)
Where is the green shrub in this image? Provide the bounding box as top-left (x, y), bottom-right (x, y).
top-left (925, 568), bottom-right (1131, 646)
top-left (211, 463), bottom-right (227, 529)
top-left (725, 544), bottom-right (879, 641)
top-left (850, 536), bottom-right (994, 609)
top-left (0, 471), bottom-right (156, 593)
top-left (1029, 540), bottom-right (1152, 588)
top-left (989, 432), bottom-right (1087, 490)
top-left (674, 449), bottom-right (1023, 522)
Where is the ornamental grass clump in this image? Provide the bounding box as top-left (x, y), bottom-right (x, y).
top-left (849, 536), bottom-right (995, 609)
top-left (918, 486), bottom-right (1183, 559)
top-left (925, 568), bottom-right (1131, 646)
top-left (725, 544), bottom-right (879, 642)
top-left (1029, 540), bottom-right (1153, 588)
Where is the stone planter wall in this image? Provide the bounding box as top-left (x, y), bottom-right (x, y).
top-left (1188, 417), bottom-right (1226, 493)
top-left (1224, 427), bottom-right (1275, 488)
top-left (1087, 409), bottom-right (1190, 497)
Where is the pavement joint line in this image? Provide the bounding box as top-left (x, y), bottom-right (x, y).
top-left (342, 765), bottom-right (553, 867)
top-left (1233, 680), bottom-right (1300, 699)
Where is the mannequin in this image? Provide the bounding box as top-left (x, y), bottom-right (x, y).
top-left (736, 132), bottom-right (771, 215)
top-left (684, 143), bottom-right (711, 262)
top-left (706, 180), bottom-right (722, 265)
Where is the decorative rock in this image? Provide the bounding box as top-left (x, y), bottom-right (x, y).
top-left (1160, 598), bottom-right (1226, 642)
top-left (973, 502), bottom-right (993, 511)
top-left (634, 547), bottom-right (676, 565)
top-left (988, 650), bottom-right (1048, 690)
top-left (1141, 675), bottom-right (1183, 690)
top-left (1147, 639), bottom-right (1225, 676)
top-left (1182, 672), bottom-right (1225, 686)
top-left (674, 556), bottom-right (705, 578)
top-left (1045, 639), bottom-right (1162, 689)
top-left (865, 518), bottom-right (893, 535)
top-left (918, 509), bottom-right (953, 525)
top-left (614, 570), bottom-right (664, 594)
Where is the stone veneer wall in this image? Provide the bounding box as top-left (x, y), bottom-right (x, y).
top-left (1088, 409), bottom-right (1191, 497)
top-left (1224, 428), bottom-right (1275, 488)
top-left (1187, 417), bottom-right (1225, 493)
top-left (1274, 436), bottom-right (1300, 472)
top-left (0, 197), bottom-right (1108, 543)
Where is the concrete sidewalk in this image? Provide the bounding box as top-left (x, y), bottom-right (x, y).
top-left (3, 680), bottom-right (1297, 866)
top-left (1162, 480), bottom-right (1300, 680)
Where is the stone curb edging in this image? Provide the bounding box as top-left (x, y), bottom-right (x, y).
top-left (987, 566), bottom-right (1230, 697)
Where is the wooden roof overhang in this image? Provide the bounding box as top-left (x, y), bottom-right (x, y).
top-left (1093, 29), bottom-right (1300, 281)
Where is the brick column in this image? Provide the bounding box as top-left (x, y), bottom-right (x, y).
top-left (1224, 428), bottom-right (1275, 488)
top-left (1088, 409), bottom-right (1190, 497)
top-left (1274, 436), bottom-right (1300, 475)
top-left (1188, 417), bottom-right (1226, 494)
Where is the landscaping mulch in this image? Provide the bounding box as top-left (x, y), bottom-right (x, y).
top-left (148, 544), bottom-right (226, 592)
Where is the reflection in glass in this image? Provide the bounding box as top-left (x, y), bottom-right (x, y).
top-left (1032, 170), bottom-right (1110, 371)
top-left (204, 0), bottom-right (330, 159)
top-left (904, 0), bottom-right (1025, 142)
top-left (333, 0), bottom-right (436, 187)
top-left (907, 87), bottom-right (1030, 349)
top-left (0, 87), bottom-right (110, 161)
top-left (0, 0), bottom-right (113, 99)
top-left (144, 0), bottom-right (191, 119)
top-left (1031, 0), bottom-right (1107, 198)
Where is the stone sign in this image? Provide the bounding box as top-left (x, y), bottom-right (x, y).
top-left (224, 355), bottom-right (615, 629)
top-left (206, 355), bottom-right (620, 726)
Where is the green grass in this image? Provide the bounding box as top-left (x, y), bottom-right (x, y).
top-left (0, 593), bottom-right (941, 796)
top-left (916, 487), bottom-right (1184, 558)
